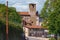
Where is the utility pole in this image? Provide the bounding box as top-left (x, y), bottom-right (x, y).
top-left (6, 1), bottom-right (8, 40)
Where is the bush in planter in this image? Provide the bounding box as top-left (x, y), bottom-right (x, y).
top-left (49, 37), bottom-right (56, 40)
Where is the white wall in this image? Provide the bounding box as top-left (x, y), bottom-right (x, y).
top-left (23, 27), bottom-right (29, 37)
top-left (36, 17), bottom-right (39, 26)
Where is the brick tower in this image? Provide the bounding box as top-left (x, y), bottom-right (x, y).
top-left (29, 3), bottom-right (36, 16)
top-left (29, 4), bottom-right (37, 25)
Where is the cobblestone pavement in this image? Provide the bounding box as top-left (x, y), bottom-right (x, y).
top-left (26, 36), bottom-right (49, 40)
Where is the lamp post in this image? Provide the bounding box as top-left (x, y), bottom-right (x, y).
top-left (6, 1), bottom-right (8, 40)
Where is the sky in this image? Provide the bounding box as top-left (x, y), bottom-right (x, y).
top-left (0, 0), bottom-right (46, 13)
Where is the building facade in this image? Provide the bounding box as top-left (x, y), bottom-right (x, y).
top-left (18, 4), bottom-right (48, 38)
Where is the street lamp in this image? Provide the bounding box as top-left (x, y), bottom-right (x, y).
top-left (6, 0), bottom-right (8, 40)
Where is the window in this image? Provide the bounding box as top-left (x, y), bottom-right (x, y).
top-left (32, 4), bottom-right (34, 8)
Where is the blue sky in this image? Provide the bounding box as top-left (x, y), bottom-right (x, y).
top-left (0, 0), bottom-right (46, 13)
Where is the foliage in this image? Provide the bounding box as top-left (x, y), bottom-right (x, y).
top-left (49, 37), bottom-right (60, 40)
top-left (40, 0), bottom-right (60, 35)
top-left (49, 37), bottom-right (56, 40)
top-left (0, 4), bottom-right (23, 40)
top-left (0, 4), bottom-right (23, 33)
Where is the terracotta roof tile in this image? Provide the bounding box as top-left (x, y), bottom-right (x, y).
top-left (25, 25), bottom-right (42, 28)
top-left (18, 12), bottom-right (30, 15)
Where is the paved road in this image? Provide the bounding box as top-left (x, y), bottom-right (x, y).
top-left (26, 37), bottom-right (49, 40)
top-left (28, 37), bottom-right (39, 40)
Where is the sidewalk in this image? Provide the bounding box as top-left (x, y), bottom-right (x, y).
top-left (27, 36), bottom-right (49, 40)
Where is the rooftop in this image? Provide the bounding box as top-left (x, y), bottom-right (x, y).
top-left (18, 12), bottom-right (30, 16)
top-left (25, 25), bottom-right (42, 29)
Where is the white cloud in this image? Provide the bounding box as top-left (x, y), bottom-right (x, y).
top-left (11, 3), bottom-right (22, 7)
top-left (27, 1), bottom-right (38, 4)
top-left (11, 3), bottom-right (29, 12)
top-left (5, 0), bottom-right (46, 12)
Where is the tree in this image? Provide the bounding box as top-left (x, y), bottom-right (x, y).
top-left (0, 4), bottom-right (22, 29)
top-left (0, 4), bottom-right (23, 40)
top-left (40, 0), bottom-right (60, 40)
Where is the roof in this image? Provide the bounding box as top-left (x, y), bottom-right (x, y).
top-left (25, 25), bottom-right (42, 29)
top-left (18, 12), bottom-right (30, 16)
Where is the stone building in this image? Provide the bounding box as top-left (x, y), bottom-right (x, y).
top-left (18, 3), bottom-right (48, 38)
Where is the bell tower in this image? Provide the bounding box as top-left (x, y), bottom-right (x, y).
top-left (29, 4), bottom-right (37, 25)
top-left (29, 3), bottom-right (36, 16)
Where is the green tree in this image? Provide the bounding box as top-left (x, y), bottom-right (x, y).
top-left (0, 4), bottom-right (23, 40)
top-left (40, 0), bottom-right (60, 40)
top-left (0, 4), bottom-right (22, 29)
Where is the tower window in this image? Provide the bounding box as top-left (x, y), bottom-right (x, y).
top-left (31, 21), bottom-right (33, 23)
top-left (32, 4), bottom-right (34, 8)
